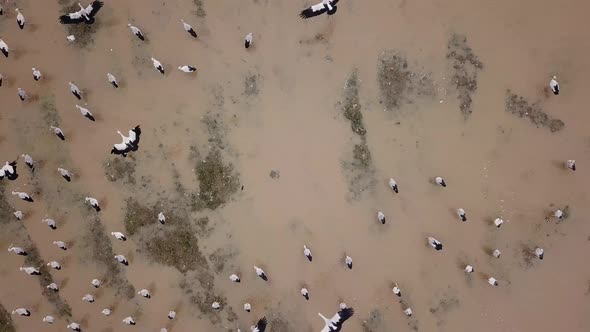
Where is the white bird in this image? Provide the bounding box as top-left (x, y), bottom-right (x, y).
top-left (345, 255), bottom-right (353, 269)
top-left (111, 125), bottom-right (141, 157)
top-left (180, 19), bottom-right (197, 38)
top-left (101, 308), bottom-right (111, 316)
top-left (427, 237), bottom-right (443, 251)
top-left (67, 322), bottom-right (81, 331)
top-left (377, 211), bottom-right (386, 224)
top-left (138, 289), bottom-right (151, 298)
top-left (12, 191), bottom-right (33, 202)
top-left (66, 35), bottom-right (76, 42)
top-left (464, 265), bottom-right (474, 274)
top-left (299, 0), bottom-right (339, 19)
top-left (493, 218), bottom-right (504, 228)
top-left (492, 249), bottom-right (501, 258)
top-left (457, 208), bottom-right (467, 222)
top-left (17, 88), bottom-right (27, 101)
top-left (42, 315), bottom-right (55, 323)
top-left (114, 254), bottom-right (128, 265)
top-left (111, 231), bottom-right (127, 241)
top-left (75, 105), bottom-right (95, 121)
top-left (58, 167), bottom-right (72, 182)
top-left (21, 154), bottom-right (34, 171)
top-left (549, 76), bottom-right (559, 95)
top-left (244, 33), bottom-right (253, 49)
top-left (128, 24), bottom-right (145, 41)
top-left (42, 218), bottom-right (57, 230)
top-left (1, 161), bottom-right (17, 180)
top-left (303, 245), bottom-right (313, 261)
top-left (250, 317), bottom-right (267, 332)
top-left (566, 160), bottom-right (576, 171)
top-left (178, 65), bottom-right (197, 73)
top-left (554, 209), bottom-right (564, 220)
top-left (243, 303), bottom-right (251, 312)
top-left (47, 261), bottom-right (61, 270)
top-left (0, 39), bottom-right (8, 57)
top-left (12, 308), bottom-right (30, 316)
top-left (14, 211), bottom-right (24, 220)
top-left (7, 244), bottom-right (26, 255)
top-left (211, 302), bottom-right (220, 309)
top-left (388, 178), bottom-right (398, 193)
top-left (301, 287), bottom-right (309, 300)
top-left (318, 307), bottom-right (354, 332)
top-left (158, 212), bottom-right (166, 224)
top-left (122, 316), bottom-right (136, 325)
top-left (50, 125), bottom-right (65, 140)
top-left (85, 197), bottom-right (101, 212)
top-left (403, 307), bottom-right (413, 317)
top-left (160, 329), bottom-right (168, 332)
top-left (151, 57), bottom-right (164, 74)
top-left (53, 241), bottom-right (68, 250)
top-left (59, 1), bottom-right (103, 24)
top-left (15, 8), bottom-right (25, 29)
top-left (20, 266), bottom-right (40, 275)
top-left (535, 247), bottom-right (544, 260)
top-left (107, 73), bottom-right (118, 88)
top-left (32, 68), bottom-right (42, 81)
top-left (167, 310), bottom-right (176, 319)
top-left (69, 82), bottom-right (82, 99)
top-left (229, 274), bottom-right (240, 282)
top-left (254, 266), bottom-right (268, 281)
top-left (46, 283), bottom-right (59, 291)
top-left (82, 294), bottom-right (94, 303)
top-left (435, 176), bottom-right (446, 187)
top-left (91, 279), bottom-right (101, 288)
top-left (488, 277), bottom-right (499, 286)
top-left (392, 283), bottom-right (401, 297)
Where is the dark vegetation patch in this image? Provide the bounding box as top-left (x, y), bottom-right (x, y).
top-left (299, 33), bottom-right (328, 45)
top-left (192, 0), bottom-right (207, 17)
top-left (519, 244), bottom-right (537, 269)
top-left (60, 1), bottom-right (102, 48)
top-left (190, 149), bottom-right (240, 211)
top-left (39, 95), bottom-right (62, 126)
top-left (377, 51), bottom-right (434, 111)
top-left (86, 217), bottom-right (135, 299)
top-left (429, 291), bottom-right (460, 327)
top-left (505, 91), bottom-right (565, 132)
top-left (342, 70), bottom-right (366, 136)
top-left (208, 247), bottom-right (237, 273)
top-left (244, 73), bottom-right (260, 96)
top-left (446, 34), bottom-right (483, 118)
top-left (124, 198), bottom-right (160, 236)
top-left (362, 309), bottom-right (386, 332)
top-left (142, 224), bottom-right (206, 273)
top-left (202, 112), bottom-right (226, 150)
top-left (0, 183), bottom-right (13, 225)
top-left (268, 315), bottom-right (292, 332)
top-left (195, 216), bottom-right (214, 237)
top-left (0, 302), bottom-right (16, 332)
top-left (104, 157), bottom-right (137, 184)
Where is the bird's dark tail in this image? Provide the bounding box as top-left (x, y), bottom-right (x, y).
top-left (245, 41), bottom-right (250, 49)
top-left (189, 29), bottom-right (197, 38)
top-left (57, 133), bottom-right (65, 141)
top-left (137, 33), bottom-right (145, 41)
top-left (85, 113), bottom-right (96, 121)
top-left (461, 215), bottom-right (467, 222)
top-left (112, 82), bottom-right (119, 88)
top-left (63, 175), bottom-right (71, 182)
top-left (1, 49), bottom-right (7, 57)
top-left (73, 91), bottom-right (81, 100)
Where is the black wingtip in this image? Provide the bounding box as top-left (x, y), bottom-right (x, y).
top-left (257, 317), bottom-right (267, 332)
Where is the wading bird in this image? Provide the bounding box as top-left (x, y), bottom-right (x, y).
top-left (158, 212), bottom-right (165, 224)
top-left (301, 287), bottom-right (309, 300)
top-left (303, 245), bottom-right (313, 261)
top-left (254, 266), bottom-right (268, 281)
top-left (488, 277), bottom-right (498, 286)
top-left (47, 261), bottom-right (61, 270)
top-left (14, 211), bottom-right (23, 220)
top-left (47, 283), bottom-right (59, 291)
top-left (435, 176), bottom-right (446, 187)
top-left (138, 289), bottom-right (151, 298)
top-left (7, 244), bottom-right (26, 256)
top-left (101, 308), bottom-right (111, 316)
top-left (151, 57), bottom-right (164, 74)
top-left (69, 82), bottom-right (82, 99)
top-left (20, 266), bottom-right (40, 275)
top-left (67, 322), bottom-right (81, 331)
top-left (42, 315), bottom-right (55, 323)
top-left (457, 208), bottom-right (466, 222)
top-left (21, 154), bottom-right (34, 171)
top-left (85, 197), bottom-right (101, 212)
top-left (32, 68), bottom-right (41, 81)
top-left (493, 218), bottom-right (504, 228)
top-left (82, 294), bottom-right (94, 303)
top-left (59, 1), bottom-right (103, 24)
top-left (53, 241), bottom-right (67, 250)
top-left (377, 211), bottom-right (386, 224)
top-left (128, 24), bottom-right (144, 41)
top-left (50, 126), bottom-right (65, 140)
top-left (464, 265), bottom-right (474, 274)
top-left (91, 279), bottom-right (101, 288)
top-left (111, 232), bottom-right (126, 241)
top-left (168, 311), bottom-right (176, 319)
top-left (75, 104), bottom-right (95, 121)
top-left (566, 160), bottom-right (576, 171)
top-left (180, 19), bottom-right (197, 38)
top-left (229, 274), bottom-right (240, 282)
top-left (12, 191), bottom-right (33, 202)
top-left (42, 218), bottom-right (57, 230)
top-left (1, 161), bottom-right (17, 180)
top-left (389, 178), bottom-right (398, 193)
top-left (549, 76), bottom-right (559, 95)
top-left (178, 65), bottom-right (196, 73)
top-left (427, 237), bottom-right (443, 251)
top-left (122, 316), bottom-right (135, 325)
top-left (12, 308), bottom-right (30, 316)
top-left (345, 255), bottom-right (352, 269)
top-left (107, 73), bottom-right (118, 88)
top-left (243, 303), bottom-right (251, 312)
top-left (245, 33), bottom-right (253, 49)
top-left (58, 167), bottom-right (72, 181)
top-left (17, 88), bottom-right (26, 101)
top-left (535, 247), bottom-right (544, 260)
top-left (15, 8), bottom-right (25, 29)
top-left (114, 254), bottom-right (128, 265)
top-left (0, 39), bottom-right (8, 57)
top-left (392, 283), bottom-right (401, 297)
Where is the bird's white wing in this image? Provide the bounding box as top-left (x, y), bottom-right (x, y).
top-left (310, 2), bottom-right (326, 12)
top-left (330, 308), bottom-right (354, 327)
top-left (127, 129), bottom-right (136, 142)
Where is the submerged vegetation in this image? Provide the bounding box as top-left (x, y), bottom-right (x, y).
top-left (143, 224), bottom-right (206, 273)
top-left (447, 34), bottom-right (483, 118)
top-left (190, 149), bottom-right (240, 211)
top-left (505, 90), bottom-right (565, 132)
top-left (0, 302), bottom-right (15, 332)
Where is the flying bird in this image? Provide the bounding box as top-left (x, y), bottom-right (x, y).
top-left (85, 197), bottom-right (101, 212)
top-left (254, 266), bottom-right (268, 281)
top-left (111, 232), bottom-right (126, 241)
top-left (12, 191), bottom-right (33, 202)
top-left (151, 57), bottom-right (164, 74)
top-left (377, 211), bottom-right (386, 224)
top-left (7, 244), bottom-right (26, 256)
top-left (245, 33), bottom-right (253, 49)
top-left (427, 236), bottom-right (443, 250)
top-left (12, 308), bottom-right (30, 316)
top-left (111, 125), bottom-right (141, 157)
top-left (457, 208), bottom-right (466, 222)
top-left (32, 68), bottom-right (42, 81)
top-left (388, 178), bottom-right (398, 193)
top-left (50, 126), bottom-right (65, 140)
top-left (549, 76), bottom-right (559, 95)
top-left (42, 218), bottom-right (57, 230)
top-left (107, 73), bottom-right (118, 88)
top-left (15, 8), bottom-right (25, 29)
top-left (1, 161), bottom-right (17, 180)
top-left (300, 0), bottom-right (339, 19)
top-left (0, 39), bottom-right (8, 57)
top-left (69, 82), bottom-right (82, 99)
top-left (250, 317), bottom-right (267, 332)
top-left (318, 307), bottom-right (354, 332)
top-left (53, 241), bottom-right (68, 250)
top-left (178, 65), bottom-right (197, 73)
top-left (303, 245), bottom-right (313, 261)
top-left (180, 19), bottom-right (197, 38)
top-left (566, 160), bottom-right (576, 171)
top-left (128, 24), bottom-right (145, 41)
top-left (435, 176), bottom-right (446, 187)
top-left (59, 1), bottom-right (103, 24)
top-left (58, 167), bottom-right (72, 182)
top-left (20, 266), bottom-right (40, 275)
top-left (21, 154), bottom-right (34, 171)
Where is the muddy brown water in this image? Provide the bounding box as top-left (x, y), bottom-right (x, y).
top-left (1, 0), bottom-right (590, 331)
